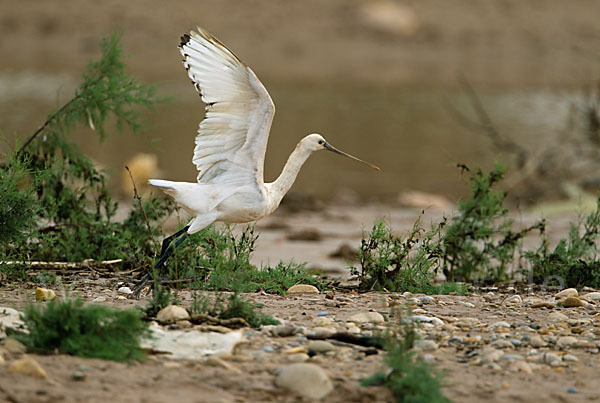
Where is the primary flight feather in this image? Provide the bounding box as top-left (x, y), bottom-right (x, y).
top-left (149, 27), bottom-right (379, 268)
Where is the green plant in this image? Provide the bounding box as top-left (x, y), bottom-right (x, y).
top-left (0, 32), bottom-right (171, 271)
top-left (525, 195), bottom-right (600, 287)
top-left (362, 309), bottom-right (450, 403)
top-left (351, 217), bottom-right (463, 294)
top-left (191, 292), bottom-right (279, 328)
top-left (0, 154), bottom-right (39, 247)
top-left (441, 164), bottom-right (544, 283)
top-left (18, 298), bottom-right (149, 362)
top-left (159, 223), bottom-right (322, 294)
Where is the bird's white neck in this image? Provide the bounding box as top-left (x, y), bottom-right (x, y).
top-left (265, 142), bottom-right (313, 211)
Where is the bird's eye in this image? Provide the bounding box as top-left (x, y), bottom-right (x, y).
top-left (318, 140), bottom-right (324, 145)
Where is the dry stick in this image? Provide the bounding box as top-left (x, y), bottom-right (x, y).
top-left (125, 165), bottom-right (155, 244)
top-left (17, 93), bottom-right (82, 154)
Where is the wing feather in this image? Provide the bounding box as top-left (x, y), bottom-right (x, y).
top-left (179, 28), bottom-right (275, 185)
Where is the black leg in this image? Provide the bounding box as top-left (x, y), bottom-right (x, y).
top-left (159, 225), bottom-right (190, 257)
top-left (154, 232), bottom-right (189, 269)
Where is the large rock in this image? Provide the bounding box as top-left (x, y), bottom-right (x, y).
top-left (156, 305), bottom-right (190, 323)
top-left (275, 363), bottom-right (333, 400)
top-left (8, 357), bottom-right (47, 379)
top-left (557, 297), bottom-right (585, 308)
top-left (142, 328), bottom-right (245, 360)
top-left (2, 338), bottom-right (27, 355)
top-left (348, 311), bottom-right (385, 324)
top-left (287, 284), bottom-right (319, 294)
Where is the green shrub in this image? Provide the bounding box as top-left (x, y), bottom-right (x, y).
top-left (441, 165), bottom-right (544, 283)
top-left (525, 195), bottom-right (600, 287)
top-left (18, 298), bottom-right (149, 362)
top-left (160, 224), bottom-right (323, 294)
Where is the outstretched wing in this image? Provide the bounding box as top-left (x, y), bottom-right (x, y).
top-left (179, 28), bottom-right (275, 186)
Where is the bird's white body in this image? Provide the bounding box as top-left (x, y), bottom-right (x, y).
top-left (150, 28), bottom-right (378, 235)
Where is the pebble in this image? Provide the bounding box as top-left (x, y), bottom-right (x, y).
top-left (316, 311), bottom-right (328, 317)
top-left (567, 387), bottom-right (578, 394)
top-left (504, 295), bottom-right (522, 305)
top-left (455, 317), bottom-right (479, 328)
top-left (548, 312), bottom-right (569, 322)
top-left (557, 297), bottom-right (585, 308)
top-left (530, 299), bottom-right (556, 308)
top-left (491, 340), bottom-right (514, 349)
top-left (117, 286), bottom-right (133, 295)
top-left (491, 321), bottom-right (511, 329)
top-left (287, 284), bottom-right (319, 294)
top-left (347, 326), bottom-right (361, 335)
top-left (563, 354), bottom-right (578, 362)
top-left (528, 335), bottom-right (547, 348)
top-left (539, 352), bottom-right (562, 366)
top-left (557, 336), bottom-right (577, 349)
top-left (313, 317), bottom-right (335, 327)
top-left (307, 340), bottom-right (336, 354)
top-left (508, 360), bottom-right (533, 374)
top-left (8, 357), bottom-right (47, 379)
top-left (275, 363), bottom-right (333, 400)
top-left (156, 305), bottom-right (190, 323)
top-left (348, 312), bottom-right (385, 324)
top-left (420, 296), bottom-right (436, 304)
top-left (414, 340), bottom-right (438, 351)
top-left (72, 371), bottom-right (87, 381)
top-left (308, 327), bottom-right (335, 338)
top-left (35, 287), bottom-right (56, 301)
top-left (582, 292), bottom-right (600, 301)
top-left (555, 288), bottom-right (578, 299)
top-left (273, 324), bottom-right (296, 337)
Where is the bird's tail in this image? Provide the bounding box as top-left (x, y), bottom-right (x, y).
top-left (148, 179), bottom-right (179, 198)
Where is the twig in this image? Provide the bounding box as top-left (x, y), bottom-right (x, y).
top-left (125, 165), bottom-right (154, 242)
top-left (1, 259), bottom-right (123, 270)
top-left (17, 93), bottom-right (82, 154)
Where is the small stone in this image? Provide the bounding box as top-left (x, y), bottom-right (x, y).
top-left (316, 311), bottom-right (328, 317)
top-left (567, 387), bottom-right (577, 394)
top-left (491, 321), bottom-right (511, 329)
top-left (2, 338), bottom-right (26, 355)
top-left (555, 288), bottom-right (578, 299)
top-left (174, 320), bottom-right (192, 329)
top-left (156, 305), bottom-right (190, 323)
top-left (347, 326), bottom-right (361, 334)
top-left (528, 335), bottom-right (547, 348)
top-left (481, 348), bottom-right (502, 364)
top-left (508, 360), bottom-right (533, 374)
top-left (557, 297), bottom-right (585, 308)
top-left (313, 317), bottom-right (335, 327)
top-left (92, 296), bottom-right (107, 302)
top-left (274, 324), bottom-right (297, 337)
top-left (563, 354), bottom-right (578, 362)
top-left (275, 363), bottom-right (333, 400)
top-left (117, 286), bottom-right (133, 295)
top-left (71, 371), bottom-right (87, 381)
top-left (530, 299), bottom-right (556, 309)
top-left (285, 347), bottom-right (308, 354)
top-left (308, 327), bottom-right (335, 338)
top-left (455, 317), bottom-right (479, 328)
top-left (549, 312), bottom-right (569, 322)
top-left (204, 356), bottom-right (242, 373)
top-left (540, 352), bottom-right (562, 365)
top-left (582, 292), bottom-right (600, 301)
top-left (307, 340), bottom-right (335, 354)
top-left (557, 336), bottom-right (577, 349)
top-left (491, 340), bottom-right (514, 349)
top-left (8, 357), bottom-right (47, 379)
top-left (504, 295), bottom-right (522, 305)
top-left (348, 311), bottom-right (385, 324)
top-left (287, 284), bottom-right (319, 294)
top-left (415, 340), bottom-right (438, 351)
top-left (35, 287), bottom-right (56, 301)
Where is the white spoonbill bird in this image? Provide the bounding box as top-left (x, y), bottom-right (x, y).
top-left (150, 27), bottom-right (380, 268)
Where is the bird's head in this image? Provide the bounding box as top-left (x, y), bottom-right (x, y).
top-left (302, 133), bottom-right (380, 171)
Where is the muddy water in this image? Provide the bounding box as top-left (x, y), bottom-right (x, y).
top-left (0, 72), bottom-right (581, 201)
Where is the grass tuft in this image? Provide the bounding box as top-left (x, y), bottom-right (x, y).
top-left (18, 298), bottom-right (149, 362)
